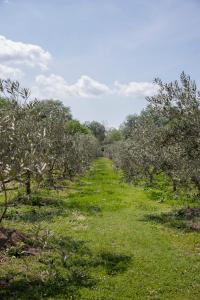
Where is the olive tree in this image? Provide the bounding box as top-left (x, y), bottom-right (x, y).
top-left (85, 121), bottom-right (106, 143)
top-left (147, 72), bottom-right (200, 193)
top-left (0, 80), bottom-right (30, 220)
top-left (110, 72), bottom-right (200, 195)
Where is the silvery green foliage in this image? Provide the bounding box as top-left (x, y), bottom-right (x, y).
top-left (0, 79), bottom-right (98, 200)
top-left (0, 80), bottom-right (32, 220)
top-left (0, 80), bottom-right (30, 183)
top-left (107, 73), bottom-right (200, 193)
top-left (147, 72), bottom-right (200, 191)
top-left (85, 121), bottom-right (106, 142)
top-left (61, 133), bottom-right (98, 179)
top-left (105, 108), bottom-right (163, 184)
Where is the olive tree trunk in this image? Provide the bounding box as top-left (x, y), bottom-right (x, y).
top-left (25, 170), bottom-right (31, 195)
top-left (0, 180), bottom-right (8, 223)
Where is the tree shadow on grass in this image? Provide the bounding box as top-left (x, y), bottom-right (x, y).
top-left (3, 194), bottom-right (102, 224)
top-left (5, 203), bottom-right (101, 224)
top-left (0, 237), bottom-right (94, 300)
top-left (4, 194), bottom-right (102, 217)
top-left (5, 206), bottom-right (68, 223)
top-left (10, 195), bottom-right (67, 208)
top-left (0, 273), bottom-right (94, 300)
top-left (0, 236), bottom-right (133, 299)
top-left (143, 207), bottom-right (200, 232)
top-left (92, 251), bottom-right (132, 275)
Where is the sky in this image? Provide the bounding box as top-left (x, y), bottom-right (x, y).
top-left (0, 0), bottom-right (200, 127)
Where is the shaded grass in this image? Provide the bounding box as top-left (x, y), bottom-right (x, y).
top-left (0, 235), bottom-right (96, 300)
top-left (93, 252), bottom-right (132, 275)
top-left (144, 207), bottom-right (200, 232)
top-left (5, 206), bottom-right (67, 223)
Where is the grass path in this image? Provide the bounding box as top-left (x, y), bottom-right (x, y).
top-left (1, 158), bottom-right (200, 299)
top-left (67, 158), bottom-right (200, 299)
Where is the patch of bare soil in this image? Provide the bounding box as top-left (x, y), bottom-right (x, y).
top-left (0, 227), bottom-right (28, 249)
top-left (0, 227), bottom-right (40, 256)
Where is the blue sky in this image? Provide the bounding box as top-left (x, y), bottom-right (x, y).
top-left (0, 0), bottom-right (200, 127)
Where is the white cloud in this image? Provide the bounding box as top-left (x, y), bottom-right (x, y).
top-left (0, 36), bottom-right (157, 100)
top-left (0, 35), bottom-right (51, 70)
top-left (115, 81), bottom-right (158, 97)
top-left (73, 75), bottom-right (111, 97)
top-left (32, 73), bottom-right (157, 100)
top-left (0, 64), bottom-right (24, 79)
top-left (32, 74), bottom-right (111, 99)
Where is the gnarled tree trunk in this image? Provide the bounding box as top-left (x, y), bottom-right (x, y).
top-left (0, 180), bottom-right (8, 223)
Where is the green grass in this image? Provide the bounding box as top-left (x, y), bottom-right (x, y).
top-left (1, 158), bottom-right (200, 299)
